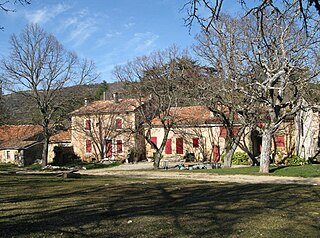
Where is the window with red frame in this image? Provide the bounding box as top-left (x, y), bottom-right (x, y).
top-left (275, 136), bottom-right (285, 147)
top-left (165, 139), bottom-right (172, 154)
top-left (85, 139), bottom-right (92, 153)
top-left (176, 138), bottom-right (184, 154)
top-left (150, 136), bottom-right (157, 149)
top-left (85, 119), bottom-right (91, 130)
top-left (116, 140), bottom-right (123, 153)
top-left (115, 118), bottom-right (122, 129)
top-left (193, 138), bottom-right (199, 148)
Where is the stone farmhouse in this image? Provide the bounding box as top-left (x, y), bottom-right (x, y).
top-left (0, 125), bottom-right (44, 166)
top-left (0, 94), bottom-right (319, 166)
top-left (70, 93), bottom-right (146, 162)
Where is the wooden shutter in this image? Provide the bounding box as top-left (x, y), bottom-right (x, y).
top-left (116, 140), bottom-right (123, 153)
top-left (86, 139), bottom-right (92, 153)
top-left (192, 138), bottom-right (199, 148)
top-left (165, 139), bottom-right (172, 154)
top-left (275, 136), bottom-right (285, 147)
top-left (219, 127), bottom-right (227, 138)
top-left (85, 119), bottom-right (91, 130)
top-left (116, 118), bottom-right (122, 129)
top-left (176, 138), bottom-right (184, 154)
top-left (150, 137), bottom-right (157, 149)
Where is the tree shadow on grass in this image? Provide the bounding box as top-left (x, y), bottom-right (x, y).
top-left (0, 174), bottom-right (319, 237)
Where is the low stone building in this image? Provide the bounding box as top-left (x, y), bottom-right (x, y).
top-left (48, 129), bottom-right (73, 165)
top-left (147, 106), bottom-right (242, 162)
top-left (0, 125), bottom-right (44, 166)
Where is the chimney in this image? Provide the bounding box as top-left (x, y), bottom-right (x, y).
top-left (112, 92), bottom-right (119, 103)
top-left (84, 98), bottom-right (88, 106)
top-left (102, 91), bottom-right (106, 100)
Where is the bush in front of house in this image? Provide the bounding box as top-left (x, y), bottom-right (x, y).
top-left (232, 152), bottom-right (249, 165)
top-left (285, 155), bottom-right (310, 165)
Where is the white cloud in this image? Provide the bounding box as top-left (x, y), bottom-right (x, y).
top-left (127, 32), bottom-right (159, 52)
top-left (124, 22), bottom-right (136, 28)
top-left (96, 31), bottom-right (122, 48)
top-left (59, 9), bottom-right (102, 47)
top-left (25, 3), bottom-right (71, 24)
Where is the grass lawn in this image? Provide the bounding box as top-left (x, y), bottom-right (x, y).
top-left (189, 164), bottom-right (320, 177)
top-left (0, 174), bottom-right (319, 238)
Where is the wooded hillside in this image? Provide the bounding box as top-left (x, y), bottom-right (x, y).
top-left (0, 82), bottom-right (123, 125)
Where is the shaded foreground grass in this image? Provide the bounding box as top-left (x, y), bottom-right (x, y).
top-left (0, 174), bottom-right (319, 238)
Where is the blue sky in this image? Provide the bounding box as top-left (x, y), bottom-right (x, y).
top-left (0, 0), bottom-right (239, 83)
top-left (0, 0), bottom-right (200, 83)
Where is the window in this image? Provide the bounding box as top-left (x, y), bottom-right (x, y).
top-left (165, 139), bottom-right (172, 154)
top-left (176, 138), bottom-right (184, 154)
top-left (116, 140), bottom-right (123, 153)
top-left (275, 136), bottom-right (285, 147)
top-left (115, 118), bottom-right (122, 129)
top-left (150, 136), bottom-right (157, 149)
top-left (85, 139), bottom-right (92, 153)
top-left (192, 138), bottom-right (199, 148)
top-left (85, 119), bottom-right (91, 130)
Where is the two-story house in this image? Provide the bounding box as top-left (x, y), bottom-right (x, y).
top-left (70, 93), bottom-right (145, 162)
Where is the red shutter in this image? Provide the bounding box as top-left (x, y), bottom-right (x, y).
top-left (212, 145), bottom-right (220, 162)
top-left (150, 136), bottom-right (157, 149)
top-left (193, 138), bottom-right (199, 148)
top-left (232, 127), bottom-right (239, 136)
top-left (220, 127), bottom-right (227, 138)
top-left (275, 136), bottom-right (285, 147)
top-left (165, 139), bottom-right (172, 154)
top-left (86, 139), bottom-right (92, 153)
top-left (116, 118), bottom-right (122, 129)
top-left (85, 119), bottom-right (91, 130)
top-left (176, 138), bottom-right (184, 154)
top-left (116, 140), bottom-right (123, 153)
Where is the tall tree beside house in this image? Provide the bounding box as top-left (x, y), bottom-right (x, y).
top-left (113, 47), bottom-right (202, 169)
top-left (0, 24), bottom-right (99, 166)
top-left (193, 7), bottom-right (319, 173)
top-left (194, 16), bottom-right (259, 168)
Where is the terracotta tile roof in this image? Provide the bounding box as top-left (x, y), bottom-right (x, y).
top-left (71, 99), bottom-right (141, 115)
top-left (50, 130), bottom-right (71, 143)
top-left (152, 106), bottom-right (223, 126)
top-left (0, 125), bottom-right (43, 149)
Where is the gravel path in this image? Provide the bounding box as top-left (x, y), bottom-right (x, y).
top-left (81, 162), bottom-right (320, 185)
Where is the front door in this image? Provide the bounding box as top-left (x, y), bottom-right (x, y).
top-left (105, 140), bottom-right (112, 158)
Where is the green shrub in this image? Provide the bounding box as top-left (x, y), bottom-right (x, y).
top-left (232, 152), bottom-right (249, 165)
top-left (285, 155), bottom-right (310, 165)
top-left (184, 153), bottom-right (196, 162)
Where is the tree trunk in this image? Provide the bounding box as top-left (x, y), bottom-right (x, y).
top-left (260, 130), bottom-right (272, 173)
top-left (223, 127), bottom-right (245, 168)
top-left (153, 151), bottom-right (162, 169)
top-left (223, 147), bottom-right (234, 168)
top-left (42, 134), bottom-right (49, 167)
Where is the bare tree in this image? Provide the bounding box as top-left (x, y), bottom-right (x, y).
top-left (194, 15), bottom-right (258, 168)
top-left (184, 0), bottom-right (320, 32)
top-left (113, 47), bottom-right (200, 169)
top-left (1, 24), bottom-right (99, 166)
top-left (195, 7), bottom-right (319, 173)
